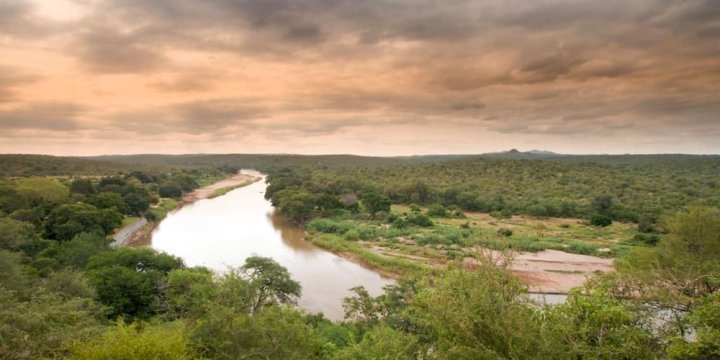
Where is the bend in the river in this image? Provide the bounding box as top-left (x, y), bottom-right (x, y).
top-left (150, 170), bottom-right (394, 320)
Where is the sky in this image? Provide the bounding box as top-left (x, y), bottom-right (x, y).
top-left (0, 0), bottom-right (718, 156)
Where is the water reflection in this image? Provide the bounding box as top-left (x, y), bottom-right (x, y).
top-left (151, 173), bottom-right (394, 320)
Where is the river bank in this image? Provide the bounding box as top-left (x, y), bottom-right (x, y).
top-left (303, 223), bottom-right (615, 294)
top-left (149, 176), bottom-right (393, 320)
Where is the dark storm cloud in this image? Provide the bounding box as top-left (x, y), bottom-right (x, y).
top-left (0, 102), bottom-right (85, 131)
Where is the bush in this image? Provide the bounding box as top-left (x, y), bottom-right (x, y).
top-left (490, 209), bottom-right (512, 219)
top-left (159, 184), bottom-right (183, 198)
top-left (344, 228), bottom-right (360, 241)
top-left (590, 214), bottom-right (612, 227)
top-left (307, 219), bottom-right (351, 234)
top-left (408, 214), bottom-right (434, 227)
top-left (497, 228), bottom-right (513, 237)
top-left (426, 204), bottom-right (450, 218)
top-left (632, 233), bottom-right (660, 246)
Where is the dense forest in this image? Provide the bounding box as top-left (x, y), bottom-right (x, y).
top-left (0, 154), bottom-right (718, 359)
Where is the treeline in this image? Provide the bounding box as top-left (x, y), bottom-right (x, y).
top-left (1, 203), bottom-right (718, 358)
top-left (0, 154), bottom-right (174, 177)
top-left (0, 167), bottom-right (231, 235)
top-left (264, 155), bottom-right (720, 226)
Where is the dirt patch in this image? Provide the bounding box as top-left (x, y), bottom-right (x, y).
top-left (465, 248), bottom-right (613, 293)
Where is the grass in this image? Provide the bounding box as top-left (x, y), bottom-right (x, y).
top-left (121, 216), bottom-right (141, 227)
top-left (301, 205), bottom-right (651, 277)
top-left (307, 233), bottom-right (433, 277)
top-left (149, 198), bottom-right (179, 221)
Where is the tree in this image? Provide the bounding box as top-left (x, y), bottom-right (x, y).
top-left (592, 195), bottom-right (614, 215)
top-left (667, 292), bottom-right (720, 359)
top-left (159, 184), bottom-right (183, 198)
top-left (14, 177), bottom-right (69, 206)
top-left (71, 321), bottom-right (193, 360)
top-left (551, 284), bottom-right (655, 359)
top-left (69, 178), bottom-right (95, 195)
top-left (612, 207), bottom-right (720, 339)
top-left (241, 256), bottom-right (301, 312)
top-left (189, 306), bottom-right (323, 360)
top-left (162, 267), bottom-right (215, 320)
top-left (85, 247), bottom-right (184, 319)
top-left (87, 192), bottom-right (129, 214)
top-left (45, 203), bottom-right (122, 241)
top-left (37, 232), bottom-right (109, 271)
top-left (334, 324), bottom-right (420, 360)
top-left (272, 189), bottom-right (318, 223)
top-left (362, 192), bottom-right (391, 220)
top-left (590, 213), bottom-right (613, 227)
top-left (0, 217), bottom-right (44, 255)
top-left (0, 287), bottom-right (105, 359)
top-left (412, 259), bottom-right (559, 359)
top-left (123, 190), bottom-right (151, 215)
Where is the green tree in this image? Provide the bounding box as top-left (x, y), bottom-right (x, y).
top-left (85, 247), bottom-right (184, 319)
top-left (0, 287), bottom-right (105, 359)
top-left (412, 259), bottom-right (558, 359)
top-left (45, 203), bottom-right (122, 241)
top-left (334, 324), bottom-right (420, 360)
top-left (613, 207), bottom-right (720, 339)
top-left (69, 178), bottom-right (95, 195)
top-left (71, 321), bottom-right (193, 360)
top-left (86, 192), bottom-right (129, 214)
top-left (667, 292), bottom-right (720, 359)
top-left (362, 192), bottom-right (391, 220)
top-left (162, 267), bottom-right (216, 320)
top-left (14, 177), bottom-right (69, 206)
top-left (0, 217), bottom-right (44, 255)
top-left (552, 284), bottom-right (656, 359)
top-left (241, 256), bottom-right (301, 312)
top-left (36, 232), bottom-right (109, 272)
top-left (189, 306), bottom-right (323, 360)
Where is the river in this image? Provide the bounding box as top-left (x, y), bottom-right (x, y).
top-left (150, 171), bottom-right (394, 320)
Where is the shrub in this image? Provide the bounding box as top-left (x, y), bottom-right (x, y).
top-left (490, 209), bottom-right (512, 219)
top-left (426, 204), bottom-right (450, 218)
top-left (497, 228), bottom-right (513, 237)
top-left (307, 219), bottom-right (351, 234)
top-left (408, 214), bottom-right (434, 227)
top-left (343, 228), bottom-right (360, 241)
top-left (590, 214), bottom-right (612, 227)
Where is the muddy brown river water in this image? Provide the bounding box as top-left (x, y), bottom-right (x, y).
top-left (151, 171), bottom-right (394, 320)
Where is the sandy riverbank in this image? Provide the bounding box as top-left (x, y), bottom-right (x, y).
top-left (182, 173), bottom-right (260, 203)
top-left (358, 242), bottom-right (613, 293)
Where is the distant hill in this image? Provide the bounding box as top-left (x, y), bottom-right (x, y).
top-left (481, 149), bottom-right (562, 159)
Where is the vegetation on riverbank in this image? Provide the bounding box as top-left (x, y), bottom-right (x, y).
top-left (1, 154), bottom-right (719, 359)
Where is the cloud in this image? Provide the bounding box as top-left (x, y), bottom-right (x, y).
top-left (0, 102), bottom-right (86, 131)
top-left (1, 0), bottom-right (719, 154)
top-left (108, 98), bottom-right (265, 135)
top-left (150, 75), bottom-right (217, 92)
top-left (0, 66), bottom-right (38, 103)
top-left (74, 27), bottom-right (169, 73)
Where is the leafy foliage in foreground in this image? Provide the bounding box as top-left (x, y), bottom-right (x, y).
top-left (1, 155), bottom-right (719, 358)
